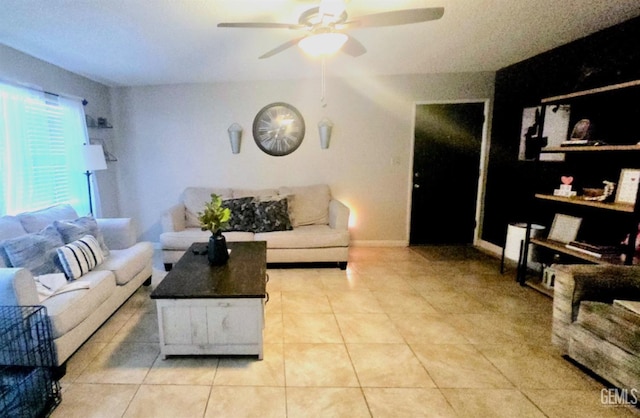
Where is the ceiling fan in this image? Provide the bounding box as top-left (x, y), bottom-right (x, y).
top-left (217, 1), bottom-right (444, 59)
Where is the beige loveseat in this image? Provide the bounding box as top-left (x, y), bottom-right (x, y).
top-left (552, 264), bottom-right (640, 390)
top-left (160, 184), bottom-right (350, 270)
top-left (0, 204), bottom-right (153, 371)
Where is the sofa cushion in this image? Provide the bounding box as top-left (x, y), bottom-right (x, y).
top-left (183, 187), bottom-right (233, 228)
top-left (221, 197), bottom-right (255, 232)
top-left (160, 229), bottom-right (254, 250)
top-left (233, 188), bottom-right (279, 199)
top-left (94, 241), bottom-right (154, 285)
top-left (54, 216), bottom-right (110, 256)
top-left (17, 204), bottom-right (79, 233)
top-left (255, 224), bottom-right (350, 249)
top-left (0, 215), bottom-right (26, 240)
top-left (279, 184), bottom-right (331, 227)
top-left (41, 269), bottom-right (115, 339)
top-left (0, 216), bottom-right (27, 268)
top-left (57, 235), bottom-right (105, 280)
top-left (576, 301), bottom-right (640, 356)
top-left (3, 225), bottom-right (64, 275)
top-left (251, 198), bottom-right (293, 233)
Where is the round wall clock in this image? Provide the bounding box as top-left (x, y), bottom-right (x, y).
top-left (252, 102), bottom-right (305, 156)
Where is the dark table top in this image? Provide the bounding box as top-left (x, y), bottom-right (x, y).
top-left (151, 241), bottom-right (267, 299)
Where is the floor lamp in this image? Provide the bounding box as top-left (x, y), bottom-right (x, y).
top-left (81, 144), bottom-right (107, 215)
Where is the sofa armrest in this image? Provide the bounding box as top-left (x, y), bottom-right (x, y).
top-left (96, 218), bottom-right (137, 250)
top-left (552, 264), bottom-right (640, 351)
top-left (161, 203), bottom-right (186, 233)
top-left (329, 199), bottom-right (349, 230)
top-left (0, 268), bottom-right (39, 306)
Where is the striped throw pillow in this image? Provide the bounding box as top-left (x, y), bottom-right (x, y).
top-left (57, 235), bottom-right (104, 280)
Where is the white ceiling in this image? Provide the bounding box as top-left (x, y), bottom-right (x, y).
top-left (1, 0), bottom-right (639, 87)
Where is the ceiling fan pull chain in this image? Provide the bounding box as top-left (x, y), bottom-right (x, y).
top-left (321, 57), bottom-right (327, 108)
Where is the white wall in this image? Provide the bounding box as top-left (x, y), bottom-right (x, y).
top-left (110, 72), bottom-right (495, 244)
top-left (0, 45), bottom-right (119, 217)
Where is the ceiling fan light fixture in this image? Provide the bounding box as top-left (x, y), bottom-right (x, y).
top-left (298, 32), bottom-right (348, 57)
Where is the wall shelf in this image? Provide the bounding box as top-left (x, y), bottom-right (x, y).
top-left (541, 79), bottom-right (640, 104)
top-left (534, 194), bottom-right (635, 213)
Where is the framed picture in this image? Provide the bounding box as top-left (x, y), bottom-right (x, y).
top-left (547, 213), bottom-right (582, 243)
top-left (615, 169), bottom-right (640, 205)
top-left (518, 106), bottom-right (542, 161)
top-left (539, 104), bottom-right (570, 162)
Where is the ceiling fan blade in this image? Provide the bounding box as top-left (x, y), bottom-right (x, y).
top-left (348, 7), bottom-right (444, 28)
top-left (259, 37), bottom-right (306, 59)
top-left (218, 22), bottom-right (304, 30)
top-left (342, 35), bottom-right (366, 57)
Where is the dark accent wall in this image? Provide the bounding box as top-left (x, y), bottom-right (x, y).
top-left (483, 16), bottom-right (640, 247)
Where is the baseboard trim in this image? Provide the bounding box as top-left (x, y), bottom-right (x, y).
top-left (351, 240), bottom-right (409, 247)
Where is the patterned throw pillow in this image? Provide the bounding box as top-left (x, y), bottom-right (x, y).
top-left (54, 216), bottom-right (110, 256)
top-left (3, 225), bottom-right (64, 275)
top-left (221, 197), bottom-right (255, 232)
top-left (251, 198), bottom-right (293, 233)
top-left (57, 235), bottom-right (104, 280)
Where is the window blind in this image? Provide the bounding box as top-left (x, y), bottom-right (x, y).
top-left (0, 82), bottom-right (89, 216)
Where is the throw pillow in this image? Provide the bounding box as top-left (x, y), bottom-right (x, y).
top-left (3, 225), bottom-right (65, 275)
top-left (251, 198), bottom-right (293, 233)
top-left (278, 184), bottom-right (331, 227)
top-left (183, 187), bottom-right (233, 228)
top-left (54, 216), bottom-right (110, 256)
top-left (221, 197), bottom-right (255, 232)
top-left (17, 204), bottom-right (79, 233)
top-left (57, 235), bottom-right (104, 280)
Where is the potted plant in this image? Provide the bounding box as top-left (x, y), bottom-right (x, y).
top-left (198, 194), bottom-right (231, 265)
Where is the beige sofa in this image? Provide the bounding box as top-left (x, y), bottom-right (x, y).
top-left (0, 204), bottom-right (153, 371)
top-left (552, 264), bottom-right (640, 390)
top-left (160, 184), bottom-right (350, 270)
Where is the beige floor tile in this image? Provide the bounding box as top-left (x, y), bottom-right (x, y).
top-left (281, 291), bottom-right (333, 313)
top-left (419, 290), bottom-right (489, 314)
top-left (144, 355), bottom-right (218, 385)
top-left (287, 387), bottom-right (370, 418)
top-left (388, 312), bottom-right (469, 344)
top-left (75, 342), bottom-right (159, 384)
top-left (445, 313), bottom-right (538, 345)
top-left (327, 290), bottom-right (385, 313)
top-left (265, 290), bottom-right (282, 313)
top-left (411, 343), bottom-right (513, 388)
top-left (205, 386), bottom-right (286, 417)
top-left (335, 313), bottom-right (404, 343)
top-left (283, 313), bottom-right (343, 343)
top-left (50, 383), bottom-right (138, 418)
top-left (284, 343), bottom-right (359, 387)
top-left (363, 274), bottom-right (416, 292)
top-left (60, 341), bottom-right (107, 383)
top-left (372, 290), bottom-right (438, 313)
top-left (111, 312), bottom-right (159, 344)
top-left (347, 343), bottom-right (435, 388)
top-left (87, 312), bottom-right (131, 344)
top-left (363, 388), bottom-right (457, 418)
top-left (320, 271), bottom-right (370, 291)
top-left (524, 389), bottom-right (640, 417)
top-left (123, 384), bottom-right (211, 418)
top-left (442, 388), bottom-right (546, 418)
top-left (264, 309), bottom-right (284, 344)
top-left (213, 343), bottom-right (285, 386)
top-left (477, 343), bottom-right (602, 390)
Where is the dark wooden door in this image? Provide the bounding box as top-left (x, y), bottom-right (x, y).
top-left (410, 102), bottom-right (485, 245)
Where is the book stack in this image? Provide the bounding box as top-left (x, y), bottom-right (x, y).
top-left (565, 241), bottom-right (620, 258)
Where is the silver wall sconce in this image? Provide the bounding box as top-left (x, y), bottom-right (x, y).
top-left (318, 118), bottom-right (333, 149)
top-left (228, 123), bottom-right (243, 154)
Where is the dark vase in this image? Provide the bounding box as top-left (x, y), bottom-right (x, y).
top-left (207, 230), bottom-right (229, 265)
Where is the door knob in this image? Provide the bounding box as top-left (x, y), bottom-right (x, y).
top-left (413, 184), bottom-right (420, 189)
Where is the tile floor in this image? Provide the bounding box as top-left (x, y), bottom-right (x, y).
top-left (50, 246), bottom-right (640, 417)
